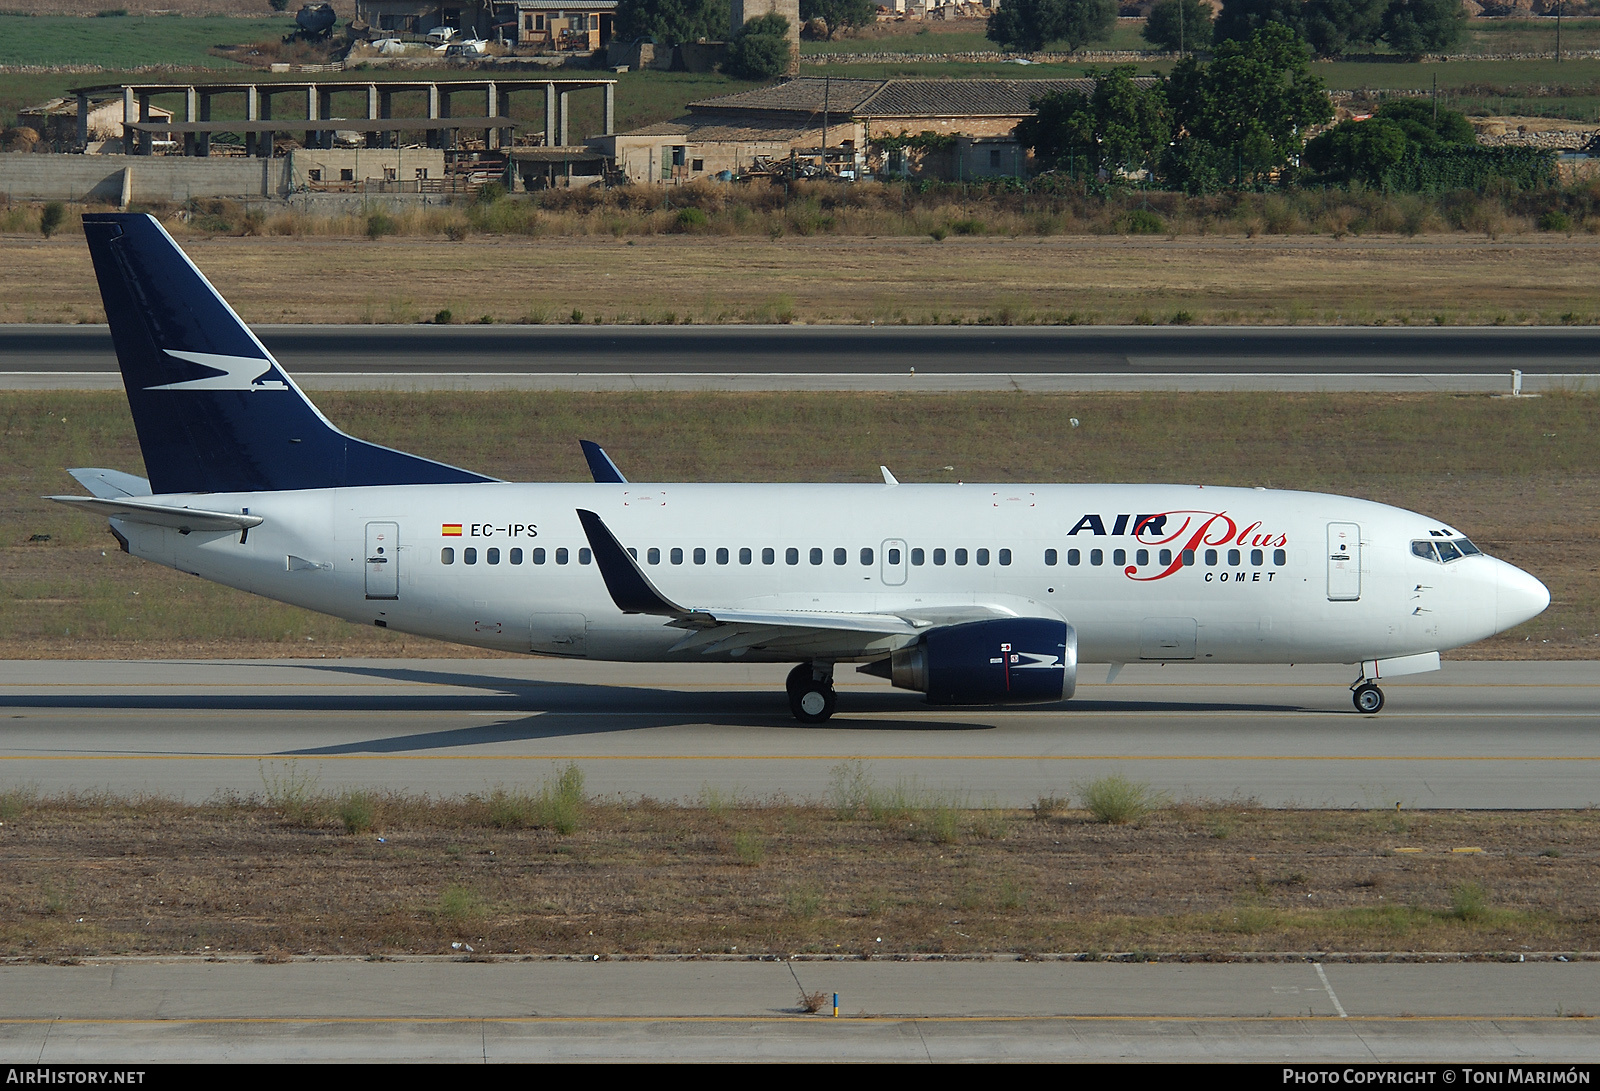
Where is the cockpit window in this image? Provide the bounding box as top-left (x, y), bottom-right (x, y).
top-left (1412, 538), bottom-right (1480, 563)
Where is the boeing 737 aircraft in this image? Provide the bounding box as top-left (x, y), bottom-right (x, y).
top-left (54, 213), bottom-right (1550, 721)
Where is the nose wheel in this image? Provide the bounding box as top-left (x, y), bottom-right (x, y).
top-left (1352, 682), bottom-right (1385, 714)
top-left (786, 662), bottom-right (836, 723)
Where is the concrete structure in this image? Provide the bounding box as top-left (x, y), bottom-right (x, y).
top-left (288, 147), bottom-right (448, 189)
top-left (67, 78), bottom-right (615, 158)
top-left (16, 97), bottom-right (172, 153)
top-left (600, 76), bottom-right (1105, 183)
top-left (0, 152), bottom-right (283, 203)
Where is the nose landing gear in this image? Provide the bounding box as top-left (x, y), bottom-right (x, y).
top-left (786, 661), bottom-right (836, 723)
top-left (1351, 681), bottom-right (1385, 714)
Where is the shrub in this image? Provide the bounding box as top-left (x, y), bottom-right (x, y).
top-left (338, 791), bottom-right (377, 834)
top-left (365, 211), bottom-right (397, 239)
top-left (433, 884), bottom-right (487, 925)
top-left (1117, 208), bottom-right (1166, 235)
top-left (675, 207), bottom-right (709, 232)
top-left (39, 201), bottom-right (65, 239)
top-left (1539, 210), bottom-right (1572, 233)
top-left (433, 309), bottom-right (453, 325)
top-left (928, 225), bottom-right (949, 241)
top-left (1074, 773), bottom-right (1167, 824)
top-left (725, 13), bottom-right (793, 81)
top-left (1450, 881), bottom-right (1488, 922)
top-left (732, 830), bottom-right (766, 866)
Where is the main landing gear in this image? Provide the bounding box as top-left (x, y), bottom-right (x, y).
top-left (1351, 681), bottom-right (1385, 714)
top-left (787, 661), bottom-right (836, 723)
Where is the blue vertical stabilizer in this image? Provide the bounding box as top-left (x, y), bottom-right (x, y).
top-left (81, 213), bottom-right (495, 494)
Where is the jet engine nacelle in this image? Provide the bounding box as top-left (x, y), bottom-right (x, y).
top-left (867, 618), bottom-right (1076, 705)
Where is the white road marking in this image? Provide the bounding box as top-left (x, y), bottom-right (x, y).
top-left (1314, 963), bottom-right (1348, 1019)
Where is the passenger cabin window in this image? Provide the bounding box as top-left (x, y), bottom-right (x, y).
top-left (954, 548), bottom-right (968, 566)
top-left (1273, 548), bottom-right (1287, 565)
top-left (647, 548), bottom-right (660, 565)
top-left (1181, 549), bottom-right (1194, 566)
top-left (1090, 549), bottom-right (1103, 566)
top-left (739, 547), bottom-right (752, 564)
top-left (487, 547), bottom-right (500, 565)
top-left (933, 548), bottom-right (946, 566)
top-left (1136, 549), bottom-right (1149, 566)
top-left (1250, 549), bottom-right (1263, 566)
top-left (717, 547), bottom-right (729, 565)
top-left (671, 548), bottom-right (683, 565)
top-left (910, 548), bottom-right (922, 566)
top-left (976, 548), bottom-right (990, 566)
top-left (555, 547), bottom-right (568, 565)
top-left (1046, 549), bottom-right (1058, 566)
top-left (511, 548), bottom-right (523, 564)
top-left (441, 547), bottom-right (454, 564)
top-left (864, 547), bottom-right (878, 565)
top-left (809, 548), bottom-right (823, 565)
top-left (534, 547), bottom-right (546, 564)
top-left (579, 548), bottom-right (591, 565)
top-left (786, 547), bottom-right (799, 565)
top-left (1205, 549), bottom-right (1217, 566)
top-left (999, 549), bottom-right (1011, 566)
top-left (763, 547), bottom-right (776, 565)
top-left (693, 547), bottom-right (706, 565)
top-left (464, 547), bottom-right (477, 564)
top-left (1158, 549), bottom-right (1171, 566)
top-left (834, 548), bottom-right (847, 565)
top-left (1227, 549), bottom-right (1241, 566)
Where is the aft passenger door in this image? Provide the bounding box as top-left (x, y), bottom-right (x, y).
top-left (1327, 522), bottom-right (1360, 602)
top-left (365, 521), bottom-right (399, 600)
top-left (880, 539), bottom-right (907, 586)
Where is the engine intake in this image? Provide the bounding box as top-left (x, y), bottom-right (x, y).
top-left (864, 618), bottom-right (1076, 705)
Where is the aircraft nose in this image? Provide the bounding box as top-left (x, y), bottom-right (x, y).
top-left (1496, 561), bottom-right (1550, 632)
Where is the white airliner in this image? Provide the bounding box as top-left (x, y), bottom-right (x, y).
top-left (55, 214), bottom-right (1550, 720)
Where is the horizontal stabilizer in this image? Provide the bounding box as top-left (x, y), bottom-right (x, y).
top-left (68, 467), bottom-right (152, 499)
top-left (47, 495), bottom-right (263, 533)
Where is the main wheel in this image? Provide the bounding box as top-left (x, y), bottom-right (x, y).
top-left (1352, 683), bottom-right (1385, 714)
top-left (789, 682), bottom-right (836, 723)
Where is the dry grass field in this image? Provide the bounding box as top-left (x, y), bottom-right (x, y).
top-left (3, 770), bottom-right (1596, 959)
top-left (0, 389), bottom-right (1594, 660)
top-left (7, 231), bottom-right (1600, 327)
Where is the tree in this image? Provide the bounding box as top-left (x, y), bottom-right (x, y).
top-left (986, 0), bottom-right (1117, 53)
top-left (1373, 99), bottom-right (1474, 147)
top-left (799, 0), bottom-right (876, 38)
top-left (1214, 0), bottom-right (1305, 46)
top-left (1302, 117), bottom-right (1409, 184)
top-left (1164, 24), bottom-right (1333, 185)
top-left (1142, 0), bottom-right (1213, 53)
top-left (1382, 0), bottom-right (1467, 57)
top-left (1301, 0), bottom-right (1386, 56)
top-left (1017, 66), bottom-right (1170, 176)
top-left (725, 13), bottom-right (792, 79)
top-left (615, 0), bottom-right (731, 44)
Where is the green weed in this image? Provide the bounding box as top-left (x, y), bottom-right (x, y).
top-left (1075, 773), bottom-right (1167, 825)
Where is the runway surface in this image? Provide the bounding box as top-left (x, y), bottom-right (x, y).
top-left (1, 324), bottom-right (1595, 392)
top-left (3, 960), bottom-right (1597, 1061)
top-left (0, 659), bottom-right (1594, 808)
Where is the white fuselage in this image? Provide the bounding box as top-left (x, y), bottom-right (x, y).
top-left (110, 480), bottom-right (1549, 669)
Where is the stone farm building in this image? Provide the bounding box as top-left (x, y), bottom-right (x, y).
top-left (597, 77), bottom-right (1108, 184)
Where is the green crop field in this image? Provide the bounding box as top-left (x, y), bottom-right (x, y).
top-left (0, 14), bottom-right (290, 69)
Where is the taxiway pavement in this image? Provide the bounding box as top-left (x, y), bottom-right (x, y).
top-left (1, 324), bottom-right (1595, 392)
top-left (2, 960), bottom-right (1597, 1062)
top-left (0, 659), bottom-right (1593, 808)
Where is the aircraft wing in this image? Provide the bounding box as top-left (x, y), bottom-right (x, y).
top-left (576, 508), bottom-right (1034, 659)
top-left (47, 495), bottom-right (263, 533)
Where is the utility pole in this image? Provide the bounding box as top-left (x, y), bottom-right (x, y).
top-left (821, 75), bottom-right (830, 174)
top-left (1432, 73), bottom-right (1437, 123)
top-left (1557, 0), bottom-right (1564, 63)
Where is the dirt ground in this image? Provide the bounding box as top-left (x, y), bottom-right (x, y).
top-left (3, 792), bottom-right (1596, 960)
top-left (8, 233), bottom-right (1600, 327)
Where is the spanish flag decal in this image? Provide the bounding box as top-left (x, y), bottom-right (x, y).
top-left (442, 523), bottom-right (463, 537)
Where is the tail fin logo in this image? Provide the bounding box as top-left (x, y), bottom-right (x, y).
top-left (145, 350), bottom-right (288, 392)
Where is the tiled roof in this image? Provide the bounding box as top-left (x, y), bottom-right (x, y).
top-left (620, 117), bottom-right (818, 142)
top-left (858, 78), bottom-right (1101, 117)
top-left (688, 79), bottom-right (885, 115)
top-left (689, 77), bottom-right (1148, 120)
